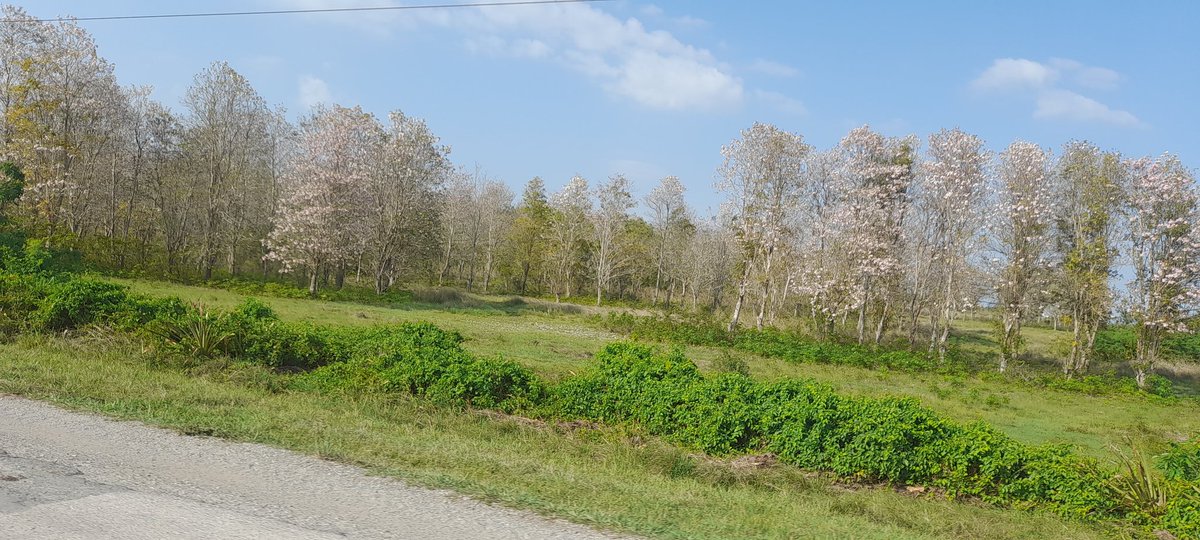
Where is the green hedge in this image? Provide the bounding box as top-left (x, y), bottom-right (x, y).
top-left (553, 343), bottom-right (1117, 518)
top-left (296, 322), bottom-right (543, 411)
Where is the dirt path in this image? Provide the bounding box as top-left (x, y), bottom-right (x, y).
top-left (0, 396), bottom-right (630, 540)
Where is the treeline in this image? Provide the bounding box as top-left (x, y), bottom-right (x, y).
top-left (1, 5), bottom-right (1198, 386)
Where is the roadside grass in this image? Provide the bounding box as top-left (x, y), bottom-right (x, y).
top-left (109, 277), bottom-right (1200, 460)
top-left (0, 335), bottom-right (1114, 540)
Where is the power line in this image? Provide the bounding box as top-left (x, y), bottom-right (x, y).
top-left (3, 0), bottom-right (612, 24)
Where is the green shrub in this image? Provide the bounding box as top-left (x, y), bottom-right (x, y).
top-left (233, 297), bottom-right (276, 320)
top-left (297, 322), bottom-right (542, 411)
top-left (1159, 440), bottom-right (1200, 483)
top-left (1162, 485), bottom-right (1200, 539)
top-left (150, 306), bottom-right (234, 358)
top-left (1165, 333), bottom-right (1200, 362)
top-left (32, 278), bottom-right (131, 331)
top-left (1094, 326), bottom-right (1136, 364)
top-left (550, 342), bottom-right (1133, 522)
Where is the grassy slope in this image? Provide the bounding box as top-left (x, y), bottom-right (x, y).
top-left (0, 336), bottom-right (1110, 540)
top-left (113, 278), bottom-right (1200, 459)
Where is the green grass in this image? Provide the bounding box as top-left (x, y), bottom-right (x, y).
top-left (0, 334), bottom-right (1115, 540)
top-left (110, 277), bottom-right (1200, 460)
top-left (109, 277), bottom-right (614, 379)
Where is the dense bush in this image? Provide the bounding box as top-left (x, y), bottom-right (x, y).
top-left (32, 278), bottom-right (131, 331)
top-left (296, 322), bottom-right (543, 411)
top-left (0, 268), bottom-right (181, 335)
top-left (1164, 488), bottom-right (1200, 539)
top-left (1159, 440), bottom-right (1200, 483)
top-left (553, 342), bottom-right (1128, 519)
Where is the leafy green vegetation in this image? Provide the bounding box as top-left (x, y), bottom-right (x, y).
top-left (96, 275), bottom-right (1200, 461)
top-left (0, 336), bottom-right (1113, 540)
top-left (2, 261), bottom-right (1199, 537)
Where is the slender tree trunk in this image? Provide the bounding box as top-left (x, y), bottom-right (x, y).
top-left (755, 247), bottom-right (775, 330)
top-left (308, 268), bottom-right (319, 296)
top-left (728, 259), bottom-right (754, 332)
top-left (873, 296), bottom-right (890, 346)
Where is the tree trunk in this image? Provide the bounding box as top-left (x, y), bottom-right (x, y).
top-left (873, 296), bottom-right (889, 346)
top-left (308, 268), bottom-right (319, 296)
top-left (755, 247), bottom-right (775, 330)
top-left (728, 259), bottom-right (753, 332)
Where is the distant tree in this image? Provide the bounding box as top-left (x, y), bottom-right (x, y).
top-left (265, 105), bottom-right (381, 295)
top-left (718, 122), bottom-right (810, 331)
top-left (182, 62), bottom-right (275, 279)
top-left (506, 177), bottom-right (551, 295)
top-left (835, 126), bottom-right (916, 344)
top-left (1053, 142), bottom-right (1123, 376)
top-left (918, 128), bottom-right (990, 360)
top-left (369, 110), bottom-right (449, 292)
top-left (547, 176), bottom-right (590, 302)
top-left (1125, 154), bottom-right (1200, 388)
top-left (591, 174), bottom-right (635, 305)
top-left (645, 176), bottom-right (688, 306)
top-left (990, 141), bottom-right (1056, 372)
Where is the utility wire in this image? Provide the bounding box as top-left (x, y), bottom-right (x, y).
top-left (3, 0), bottom-right (611, 24)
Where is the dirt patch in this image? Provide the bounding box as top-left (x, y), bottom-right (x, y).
top-left (729, 453), bottom-right (778, 470)
top-left (474, 410), bottom-right (602, 433)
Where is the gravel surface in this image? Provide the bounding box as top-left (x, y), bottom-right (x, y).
top-left (0, 396), bottom-right (632, 540)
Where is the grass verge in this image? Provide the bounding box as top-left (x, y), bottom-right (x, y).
top-left (0, 334), bottom-right (1113, 540)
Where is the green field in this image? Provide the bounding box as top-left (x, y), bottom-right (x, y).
top-left (0, 334), bottom-right (1112, 540)
top-left (111, 278), bottom-right (1200, 459)
top-left (3, 276), bottom-right (1196, 538)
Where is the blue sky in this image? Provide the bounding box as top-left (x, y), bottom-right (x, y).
top-left (11, 0), bottom-right (1200, 212)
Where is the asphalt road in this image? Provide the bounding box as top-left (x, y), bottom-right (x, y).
top-left (0, 396), bottom-right (629, 539)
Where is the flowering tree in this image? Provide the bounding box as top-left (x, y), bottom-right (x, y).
top-left (1053, 142), bottom-right (1123, 375)
top-left (918, 128), bottom-right (990, 360)
top-left (719, 122), bottom-right (810, 331)
top-left (645, 175), bottom-right (688, 306)
top-left (265, 105), bottom-right (382, 295)
top-left (591, 174), bottom-right (635, 305)
top-left (989, 141), bottom-right (1056, 371)
top-left (0, 6), bottom-right (121, 241)
top-left (1125, 154), bottom-right (1200, 388)
top-left (546, 176), bottom-right (591, 302)
top-left (834, 126), bottom-right (917, 344)
top-left (370, 111), bottom-right (449, 293)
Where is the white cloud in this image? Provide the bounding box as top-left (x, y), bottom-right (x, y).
top-left (278, 0), bottom-right (746, 111)
top-left (1034, 90), bottom-right (1142, 127)
top-left (747, 59), bottom-right (799, 78)
top-left (971, 57), bottom-right (1140, 127)
top-left (610, 51), bottom-right (743, 110)
top-left (971, 58), bottom-right (1057, 92)
top-left (298, 75), bottom-right (331, 109)
top-left (754, 90), bottom-right (806, 115)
